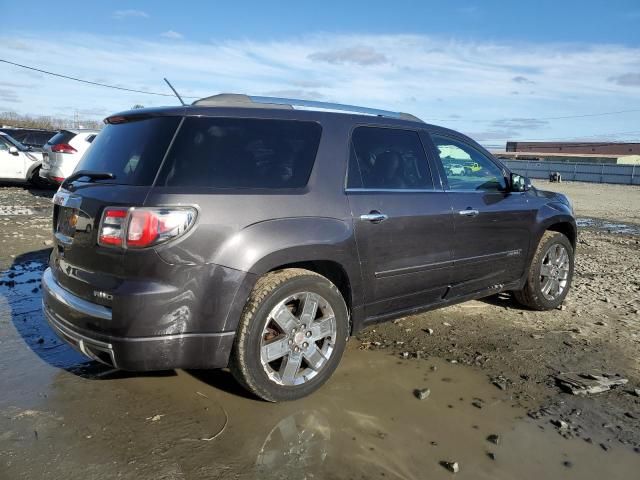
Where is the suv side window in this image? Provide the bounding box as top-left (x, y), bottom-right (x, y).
top-left (431, 134), bottom-right (506, 191)
top-left (348, 127), bottom-right (433, 190)
top-left (157, 117), bottom-right (322, 188)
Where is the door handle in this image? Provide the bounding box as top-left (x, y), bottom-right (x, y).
top-left (360, 211), bottom-right (388, 223)
top-left (458, 209), bottom-right (479, 217)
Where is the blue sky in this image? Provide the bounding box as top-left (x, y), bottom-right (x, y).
top-left (2, 0), bottom-right (640, 147)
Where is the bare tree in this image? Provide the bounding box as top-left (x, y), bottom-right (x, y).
top-left (0, 111), bottom-right (102, 130)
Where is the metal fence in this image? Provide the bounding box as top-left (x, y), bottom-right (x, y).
top-left (502, 160), bottom-right (640, 185)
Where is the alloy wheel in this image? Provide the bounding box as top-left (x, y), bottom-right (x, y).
top-left (260, 292), bottom-right (336, 386)
top-left (539, 243), bottom-right (570, 301)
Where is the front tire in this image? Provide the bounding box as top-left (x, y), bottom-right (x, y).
top-left (514, 231), bottom-right (574, 310)
top-left (229, 269), bottom-right (349, 402)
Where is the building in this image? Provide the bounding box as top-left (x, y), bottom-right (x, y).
top-left (505, 141), bottom-right (640, 156)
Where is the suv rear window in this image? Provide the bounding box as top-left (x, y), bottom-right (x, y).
top-left (74, 117), bottom-right (181, 186)
top-left (156, 117), bottom-right (322, 188)
top-left (47, 130), bottom-right (76, 145)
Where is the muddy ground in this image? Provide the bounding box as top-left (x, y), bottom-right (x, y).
top-left (0, 180), bottom-right (639, 479)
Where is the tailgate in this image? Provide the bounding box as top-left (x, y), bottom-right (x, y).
top-left (50, 184), bottom-right (152, 304)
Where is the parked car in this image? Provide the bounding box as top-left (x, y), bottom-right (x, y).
top-left (40, 129), bottom-right (99, 184)
top-left (447, 163), bottom-right (466, 175)
top-left (0, 131), bottom-right (45, 185)
top-left (0, 128), bottom-right (56, 152)
top-left (42, 95), bottom-right (576, 401)
top-left (463, 161), bottom-right (482, 175)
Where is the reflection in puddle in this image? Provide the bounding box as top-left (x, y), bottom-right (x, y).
top-left (1, 257), bottom-right (639, 479)
top-left (0, 256), bottom-right (89, 375)
top-left (255, 410), bottom-right (330, 478)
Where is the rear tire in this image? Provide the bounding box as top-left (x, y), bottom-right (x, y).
top-left (28, 167), bottom-right (49, 189)
top-left (514, 231), bottom-right (574, 310)
top-left (229, 268), bottom-right (349, 402)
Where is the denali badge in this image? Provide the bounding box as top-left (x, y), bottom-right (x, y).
top-left (93, 291), bottom-right (113, 301)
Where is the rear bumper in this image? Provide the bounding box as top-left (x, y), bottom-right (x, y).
top-left (39, 166), bottom-right (65, 183)
top-left (42, 268), bottom-right (235, 371)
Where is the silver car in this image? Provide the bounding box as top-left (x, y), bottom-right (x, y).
top-left (40, 129), bottom-right (99, 184)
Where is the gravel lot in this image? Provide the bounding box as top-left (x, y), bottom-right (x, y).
top-left (533, 179), bottom-right (640, 224)
top-left (0, 180), bottom-right (638, 479)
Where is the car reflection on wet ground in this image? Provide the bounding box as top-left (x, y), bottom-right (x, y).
top-left (1, 253), bottom-right (638, 479)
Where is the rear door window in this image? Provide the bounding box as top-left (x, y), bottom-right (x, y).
top-left (348, 126), bottom-right (434, 190)
top-left (156, 117), bottom-right (322, 188)
top-left (73, 117), bottom-right (181, 185)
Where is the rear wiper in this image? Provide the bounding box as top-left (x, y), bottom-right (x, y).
top-left (62, 170), bottom-right (115, 188)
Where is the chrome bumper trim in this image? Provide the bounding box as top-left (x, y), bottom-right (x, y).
top-left (44, 302), bottom-right (117, 367)
top-left (42, 268), bottom-right (112, 321)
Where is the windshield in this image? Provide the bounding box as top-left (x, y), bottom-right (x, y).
top-left (1, 134), bottom-right (28, 151)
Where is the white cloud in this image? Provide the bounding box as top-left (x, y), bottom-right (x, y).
top-left (0, 32), bottom-right (639, 145)
top-left (512, 75), bottom-right (535, 85)
top-left (309, 46), bottom-right (388, 66)
top-left (161, 30), bottom-right (184, 40)
top-left (608, 72), bottom-right (640, 87)
top-left (113, 10), bottom-right (149, 20)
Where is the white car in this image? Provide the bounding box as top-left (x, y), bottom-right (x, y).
top-left (448, 164), bottom-right (466, 175)
top-left (40, 129), bottom-right (99, 184)
top-left (0, 132), bottom-right (45, 185)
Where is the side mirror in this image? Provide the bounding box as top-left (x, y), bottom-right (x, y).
top-left (9, 146), bottom-right (18, 155)
top-left (510, 173), bottom-right (531, 192)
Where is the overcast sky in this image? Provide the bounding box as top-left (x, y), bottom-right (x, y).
top-left (1, 0), bottom-right (639, 147)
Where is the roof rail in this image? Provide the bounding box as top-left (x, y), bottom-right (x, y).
top-left (192, 94), bottom-right (423, 122)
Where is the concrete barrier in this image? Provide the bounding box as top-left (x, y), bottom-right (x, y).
top-left (503, 160), bottom-right (640, 185)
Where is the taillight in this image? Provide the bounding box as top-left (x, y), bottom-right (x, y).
top-left (98, 207), bottom-right (196, 249)
top-left (98, 208), bottom-right (128, 247)
top-left (51, 143), bottom-right (77, 154)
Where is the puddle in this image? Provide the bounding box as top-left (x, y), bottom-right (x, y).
top-left (0, 256), bottom-right (88, 376)
top-left (1, 258), bottom-right (639, 479)
top-left (577, 217), bottom-right (640, 236)
top-left (0, 205), bottom-right (51, 216)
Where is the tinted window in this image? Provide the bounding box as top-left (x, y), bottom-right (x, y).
top-left (47, 130), bottom-right (75, 145)
top-left (30, 132), bottom-right (56, 146)
top-left (431, 135), bottom-right (507, 191)
top-left (0, 130), bottom-right (53, 147)
top-left (6, 130), bottom-right (28, 142)
top-left (346, 144), bottom-right (363, 188)
top-left (74, 117), bottom-right (181, 185)
top-left (349, 127), bottom-right (433, 190)
top-left (157, 117), bottom-right (322, 188)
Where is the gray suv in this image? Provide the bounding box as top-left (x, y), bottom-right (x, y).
top-left (42, 94), bottom-right (576, 401)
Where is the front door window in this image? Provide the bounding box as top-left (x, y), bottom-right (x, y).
top-left (431, 135), bottom-right (506, 191)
